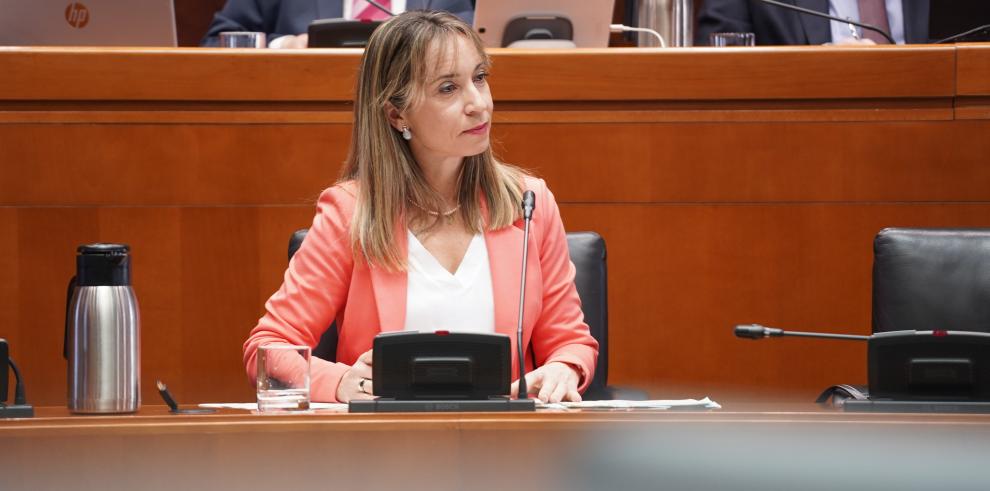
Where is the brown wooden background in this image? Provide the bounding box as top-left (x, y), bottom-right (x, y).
top-left (2, 45), bottom-right (989, 406)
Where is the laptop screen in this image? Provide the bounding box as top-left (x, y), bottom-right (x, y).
top-left (0, 0), bottom-right (177, 47)
top-left (473, 0), bottom-right (615, 48)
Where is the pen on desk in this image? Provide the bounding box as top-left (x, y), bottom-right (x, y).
top-left (157, 380), bottom-right (180, 412)
top-left (156, 380), bottom-right (217, 414)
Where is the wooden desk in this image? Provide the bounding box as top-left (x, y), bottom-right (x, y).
top-left (957, 43), bottom-right (990, 119)
top-left (3, 405), bottom-right (990, 490)
top-left (2, 45), bottom-right (990, 407)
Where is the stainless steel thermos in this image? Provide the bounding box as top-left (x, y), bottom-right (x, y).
top-left (64, 244), bottom-right (140, 413)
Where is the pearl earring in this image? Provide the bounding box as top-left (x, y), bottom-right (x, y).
top-left (401, 125), bottom-right (412, 141)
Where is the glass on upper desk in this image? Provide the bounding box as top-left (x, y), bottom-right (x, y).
top-left (256, 344), bottom-right (311, 412)
top-left (218, 31), bottom-right (267, 48)
top-left (709, 32), bottom-right (756, 47)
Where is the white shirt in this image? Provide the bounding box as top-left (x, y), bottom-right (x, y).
top-left (403, 231), bottom-right (495, 334)
top-left (828, 0), bottom-right (906, 44)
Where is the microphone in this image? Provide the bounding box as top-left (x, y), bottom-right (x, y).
top-left (522, 189), bottom-right (535, 220)
top-left (734, 324), bottom-right (870, 341)
top-left (756, 0), bottom-right (896, 45)
top-left (515, 190), bottom-right (536, 399)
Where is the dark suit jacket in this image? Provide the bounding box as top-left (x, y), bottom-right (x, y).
top-left (695, 0), bottom-right (930, 46)
top-left (201, 0), bottom-right (475, 46)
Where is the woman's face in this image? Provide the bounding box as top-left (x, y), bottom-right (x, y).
top-left (398, 35), bottom-right (492, 165)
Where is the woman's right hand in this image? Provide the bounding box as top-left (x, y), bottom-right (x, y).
top-left (336, 349), bottom-right (374, 403)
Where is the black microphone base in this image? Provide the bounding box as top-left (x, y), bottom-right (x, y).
top-left (0, 403), bottom-right (34, 418)
top-left (843, 399), bottom-right (990, 414)
top-left (349, 397), bottom-right (535, 413)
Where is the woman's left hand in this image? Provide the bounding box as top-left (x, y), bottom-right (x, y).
top-left (510, 362), bottom-right (582, 403)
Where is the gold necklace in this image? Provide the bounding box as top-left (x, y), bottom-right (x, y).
top-left (410, 201), bottom-right (460, 218)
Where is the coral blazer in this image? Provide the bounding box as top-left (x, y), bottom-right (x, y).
top-left (244, 176), bottom-right (598, 402)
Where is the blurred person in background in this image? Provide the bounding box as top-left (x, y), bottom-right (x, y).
top-left (201, 0), bottom-right (474, 47)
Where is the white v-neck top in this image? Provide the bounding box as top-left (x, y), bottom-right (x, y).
top-left (403, 230), bottom-right (495, 334)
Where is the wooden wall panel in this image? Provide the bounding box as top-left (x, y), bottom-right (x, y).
top-left (956, 44), bottom-right (990, 120)
top-left (0, 209), bottom-right (19, 392)
top-left (559, 203), bottom-right (990, 400)
top-left (0, 49), bottom-right (362, 102)
top-left (495, 121), bottom-right (990, 203)
top-left (957, 44), bottom-right (990, 95)
top-left (489, 46), bottom-right (955, 101)
top-left (0, 124), bottom-right (347, 205)
top-left (0, 47), bottom-right (953, 102)
top-left (5, 120), bottom-right (989, 205)
top-left (13, 208), bottom-right (99, 405)
top-left (177, 208), bottom-right (262, 402)
top-left (108, 208), bottom-right (185, 406)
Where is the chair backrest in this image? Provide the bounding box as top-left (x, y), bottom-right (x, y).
top-left (565, 231), bottom-right (609, 396)
top-left (288, 229), bottom-right (308, 262)
top-left (873, 228), bottom-right (990, 333)
top-left (287, 229), bottom-right (610, 392)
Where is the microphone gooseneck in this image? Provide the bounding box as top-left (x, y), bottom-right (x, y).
top-left (757, 0), bottom-right (896, 44)
top-left (734, 324), bottom-right (870, 341)
top-left (936, 24), bottom-right (990, 44)
top-left (516, 190), bottom-right (536, 399)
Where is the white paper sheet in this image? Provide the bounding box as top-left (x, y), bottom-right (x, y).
top-left (538, 397), bottom-right (721, 410)
top-left (200, 397), bottom-right (721, 412)
top-left (198, 402), bottom-right (348, 411)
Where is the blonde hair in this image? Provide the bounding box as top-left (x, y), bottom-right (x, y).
top-left (340, 10), bottom-right (524, 271)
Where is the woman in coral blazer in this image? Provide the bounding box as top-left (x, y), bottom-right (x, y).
top-left (243, 11), bottom-right (598, 403)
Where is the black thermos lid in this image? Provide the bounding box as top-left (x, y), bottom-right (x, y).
top-left (76, 243), bottom-right (131, 286)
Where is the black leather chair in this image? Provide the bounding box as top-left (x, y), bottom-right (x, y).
top-left (287, 228), bottom-right (646, 400)
top-left (818, 227), bottom-right (990, 405)
top-left (873, 228), bottom-right (990, 334)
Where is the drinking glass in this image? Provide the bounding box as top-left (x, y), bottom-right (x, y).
top-left (218, 31), bottom-right (267, 48)
top-left (709, 32), bottom-right (756, 47)
top-left (256, 344), bottom-right (310, 412)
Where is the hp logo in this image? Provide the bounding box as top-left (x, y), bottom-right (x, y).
top-left (64, 2), bottom-right (90, 29)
